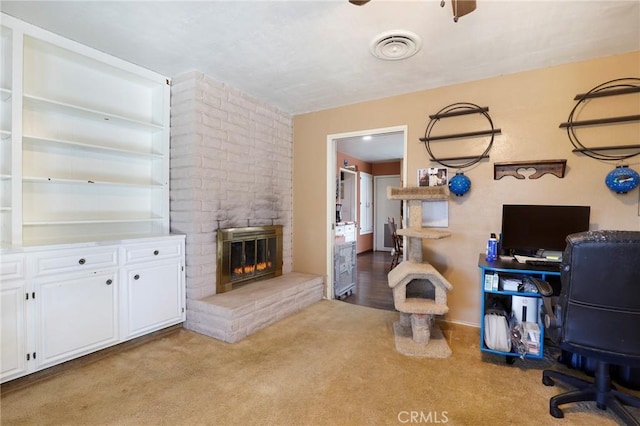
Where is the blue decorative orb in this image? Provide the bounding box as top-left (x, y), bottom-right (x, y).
top-left (449, 172), bottom-right (471, 196)
top-left (605, 165), bottom-right (640, 194)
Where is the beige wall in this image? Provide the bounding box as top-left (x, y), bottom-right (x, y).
top-left (293, 52), bottom-right (640, 326)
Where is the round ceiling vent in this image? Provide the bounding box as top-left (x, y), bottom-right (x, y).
top-left (370, 30), bottom-right (423, 61)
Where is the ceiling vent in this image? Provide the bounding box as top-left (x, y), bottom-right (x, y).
top-left (370, 30), bottom-right (423, 61)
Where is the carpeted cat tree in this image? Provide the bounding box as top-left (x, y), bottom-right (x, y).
top-left (387, 186), bottom-right (454, 358)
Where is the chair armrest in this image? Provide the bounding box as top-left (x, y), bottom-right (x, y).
top-left (524, 276), bottom-right (561, 329)
top-left (525, 276), bottom-right (553, 296)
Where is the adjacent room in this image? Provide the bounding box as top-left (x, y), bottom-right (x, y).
top-left (1, 1), bottom-right (639, 425)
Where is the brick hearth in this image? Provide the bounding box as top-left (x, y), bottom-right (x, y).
top-left (187, 272), bottom-right (323, 343)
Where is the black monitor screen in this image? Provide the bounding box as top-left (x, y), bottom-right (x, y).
top-left (500, 204), bottom-right (590, 255)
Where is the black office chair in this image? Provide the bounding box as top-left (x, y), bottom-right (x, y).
top-left (539, 230), bottom-right (640, 424)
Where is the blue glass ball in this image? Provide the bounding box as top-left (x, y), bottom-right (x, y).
top-left (605, 166), bottom-right (640, 194)
top-left (449, 172), bottom-right (471, 196)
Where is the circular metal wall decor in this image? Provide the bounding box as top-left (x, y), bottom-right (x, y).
top-left (561, 77), bottom-right (640, 194)
top-left (563, 77), bottom-right (640, 162)
top-left (421, 102), bottom-right (500, 169)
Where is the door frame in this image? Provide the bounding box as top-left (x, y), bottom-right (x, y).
top-left (325, 125), bottom-right (407, 299)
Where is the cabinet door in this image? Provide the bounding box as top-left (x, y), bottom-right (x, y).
top-left (36, 270), bottom-right (118, 369)
top-left (1, 279), bottom-right (29, 382)
top-left (123, 261), bottom-right (184, 339)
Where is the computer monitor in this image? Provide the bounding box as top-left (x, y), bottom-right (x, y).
top-left (500, 204), bottom-right (591, 256)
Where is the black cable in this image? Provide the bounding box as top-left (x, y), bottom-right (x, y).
top-left (566, 78), bottom-right (640, 162)
top-left (423, 102), bottom-right (495, 169)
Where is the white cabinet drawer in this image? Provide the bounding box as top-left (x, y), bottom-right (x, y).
top-left (344, 224), bottom-right (356, 242)
top-left (123, 239), bottom-right (183, 264)
top-left (32, 247), bottom-right (118, 276)
top-left (1, 254), bottom-right (25, 280)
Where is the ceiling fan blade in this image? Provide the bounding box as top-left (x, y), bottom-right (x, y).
top-left (349, 0), bottom-right (371, 5)
top-left (451, 0), bottom-right (477, 19)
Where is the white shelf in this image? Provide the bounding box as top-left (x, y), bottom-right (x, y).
top-left (0, 87), bottom-right (10, 101)
top-left (23, 134), bottom-right (163, 159)
top-left (23, 176), bottom-right (164, 189)
top-left (24, 216), bottom-right (164, 226)
top-left (0, 130), bottom-right (10, 140)
top-left (23, 94), bottom-right (164, 132)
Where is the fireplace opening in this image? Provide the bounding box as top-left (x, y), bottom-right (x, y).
top-left (217, 225), bottom-right (283, 293)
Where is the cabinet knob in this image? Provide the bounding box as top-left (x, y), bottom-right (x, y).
top-left (153, 250), bottom-right (159, 255)
top-left (106, 279), bottom-right (113, 285)
top-left (78, 258), bottom-right (86, 265)
top-left (134, 274), bottom-right (140, 280)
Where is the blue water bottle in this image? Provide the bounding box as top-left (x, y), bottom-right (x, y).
top-left (486, 233), bottom-right (498, 261)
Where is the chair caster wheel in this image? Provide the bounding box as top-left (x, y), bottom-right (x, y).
top-left (542, 376), bottom-right (554, 386)
top-left (506, 356), bottom-right (516, 365)
top-left (597, 403), bottom-right (606, 410)
top-left (550, 406), bottom-right (564, 419)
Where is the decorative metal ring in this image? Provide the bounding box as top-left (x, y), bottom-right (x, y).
top-left (566, 78), bottom-right (640, 162)
top-left (423, 102), bottom-right (495, 169)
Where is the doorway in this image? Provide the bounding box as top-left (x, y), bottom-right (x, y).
top-left (326, 126), bottom-right (407, 300)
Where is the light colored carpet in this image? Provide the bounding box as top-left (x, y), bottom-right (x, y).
top-left (1, 300), bottom-right (638, 425)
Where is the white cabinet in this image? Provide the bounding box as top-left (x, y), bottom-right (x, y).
top-left (1, 13), bottom-right (170, 247)
top-left (35, 269), bottom-right (119, 370)
top-left (0, 235), bottom-right (186, 383)
top-left (335, 223), bottom-right (356, 243)
top-left (121, 239), bottom-right (185, 339)
top-left (0, 254), bottom-right (30, 382)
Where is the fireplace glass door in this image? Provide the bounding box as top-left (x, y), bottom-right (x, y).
top-left (230, 237), bottom-right (276, 281)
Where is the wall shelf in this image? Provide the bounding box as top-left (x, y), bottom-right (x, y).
top-left (573, 86), bottom-right (640, 100)
top-left (494, 160), bottom-right (567, 180)
top-left (420, 128), bottom-right (501, 142)
top-left (559, 114), bottom-right (640, 128)
top-left (422, 103), bottom-right (499, 168)
top-left (563, 78), bottom-right (640, 161)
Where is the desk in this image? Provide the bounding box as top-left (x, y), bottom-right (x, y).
top-left (478, 254), bottom-right (561, 362)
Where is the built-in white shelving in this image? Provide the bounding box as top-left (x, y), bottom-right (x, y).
top-left (1, 24), bottom-right (13, 245)
top-left (1, 14), bottom-right (184, 386)
top-left (1, 14), bottom-right (170, 246)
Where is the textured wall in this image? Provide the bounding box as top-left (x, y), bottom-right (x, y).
top-left (169, 71), bottom-right (293, 304)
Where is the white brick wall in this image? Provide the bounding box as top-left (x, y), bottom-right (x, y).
top-left (169, 71), bottom-right (293, 303)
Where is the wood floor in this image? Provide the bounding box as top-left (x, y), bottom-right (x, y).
top-left (341, 250), bottom-right (395, 311)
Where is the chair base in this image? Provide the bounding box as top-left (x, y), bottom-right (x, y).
top-left (542, 362), bottom-right (640, 425)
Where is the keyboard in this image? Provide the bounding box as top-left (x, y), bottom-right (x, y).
top-left (525, 259), bottom-right (562, 269)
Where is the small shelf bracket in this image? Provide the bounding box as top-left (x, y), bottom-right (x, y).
top-left (494, 160), bottom-right (567, 180)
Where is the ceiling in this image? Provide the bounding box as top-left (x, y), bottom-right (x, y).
top-left (337, 131), bottom-right (404, 163)
top-left (2, 0), bottom-right (638, 118)
top-left (2, 1), bottom-right (638, 163)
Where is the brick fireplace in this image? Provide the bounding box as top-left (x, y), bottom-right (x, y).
top-left (168, 71), bottom-right (297, 337)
